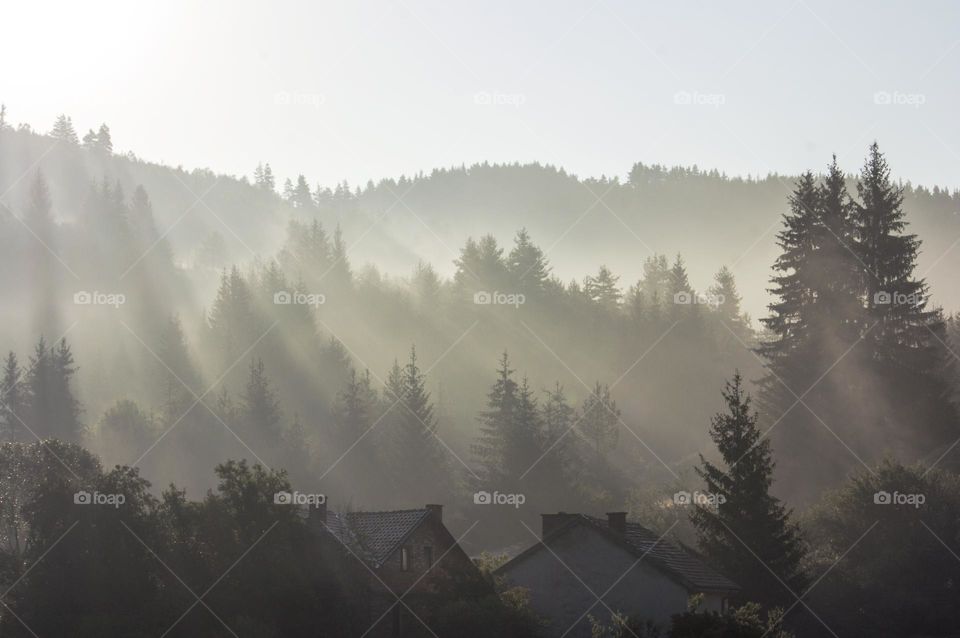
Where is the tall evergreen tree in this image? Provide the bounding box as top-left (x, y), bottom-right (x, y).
top-left (579, 382), bottom-right (620, 458)
top-left (49, 115), bottom-right (78, 144)
top-left (507, 228), bottom-right (551, 299)
top-left (0, 352), bottom-right (25, 441)
top-left (240, 357), bottom-right (282, 452)
top-left (692, 372), bottom-right (806, 606)
top-left (584, 266), bottom-right (621, 311)
top-left (25, 337), bottom-right (82, 442)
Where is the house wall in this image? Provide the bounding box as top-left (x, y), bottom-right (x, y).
top-left (364, 517), bottom-right (480, 638)
top-left (499, 525), bottom-right (723, 637)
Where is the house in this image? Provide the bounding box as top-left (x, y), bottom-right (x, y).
top-left (495, 512), bottom-right (739, 637)
top-left (307, 502), bottom-right (481, 637)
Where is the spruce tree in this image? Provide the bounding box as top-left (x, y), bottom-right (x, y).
top-left (50, 115), bottom-right (78, 144)
top-left (96, 123), bottom-right (112, 153)
top-left (0, 352), bottom-right (25, 441)
top-left (584, 266), bottom-right (621, 311)
top-left (240, 358), bottom-right (282, 451)
top-left (507, 228), bottom-right (551, 299)
top-left (692, 372), bottom-right (806, 606)
top-left (579, 382), bottom-right (620, 458)
top-left (472, 352), bottom-right (519, 486)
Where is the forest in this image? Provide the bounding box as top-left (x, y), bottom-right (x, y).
top-left (1, 109), bottom-right (960, 637)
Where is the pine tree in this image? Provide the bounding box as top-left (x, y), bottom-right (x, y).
top-left (262, 164), bottom-right (275, 192)
top-left (26, 337), bottom-right (82, 442)
top-left (0, 352), bottom-right (25, 441)
top-left (579, 382), bottom-right (620, 458)
top-left (383, 347), bottom-right (449, 499)
top-left (507, 228), bottom-right (551, 299)
top-left (25, 173), bottom-right (60, 339)
top-left (292, 175), bottom-right (314, 209)
top-left (0, 104), bottom-right (8, 130)
top-left (208, 266), bottom-right (255, 365)
top-left (334, 368), bottom-right (378, 443)
top-left (852, 143), bottom-right (957, 446)
top-left (472, 353), bottom-right (545, 489)
top-left (472, 352), bottom-right (519, 486)
top-left (329, 224), bottom-right (352, 289)
top-left (96, 123), bottom-right (112, 153)
top-left (153, 315), bottom-right (201, 420)
top-left (240, 358), bottom-right (282, 451)
top-left (584, 266), bottom-right (621, 311)
top-left (50, 115), bottom-right (78, 144)
top-left (709, 266), bottom-right (745, 325)
top-left (691, 372), bottom-right (806, 606)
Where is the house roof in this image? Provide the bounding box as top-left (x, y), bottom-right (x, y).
top-left (496, 514), bottom-right (739, 594)
top-left (324, 508), bottom-right (432, 568)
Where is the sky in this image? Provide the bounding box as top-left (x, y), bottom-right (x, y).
top-left (2, 0), bottom-right (959, 190)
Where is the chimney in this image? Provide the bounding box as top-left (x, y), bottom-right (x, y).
top-left (607, 512), bottom-right (627, 535)
top-left (541, 512), bottom-right (573, 539)
top-left (425, 504), bottom-right (443, 523)
top-left (307, 500), bottom-right (328, 534)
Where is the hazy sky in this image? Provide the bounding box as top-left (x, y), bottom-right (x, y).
top-left (3, 0), bottom-right (959, 189)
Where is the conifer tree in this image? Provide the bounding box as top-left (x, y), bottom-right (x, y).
top-left (0, 352), bottom-right (25, 441)
top-left (50, 115), bottom-right (78, 144)
top-left (584, 266), bottom-right (621, 311)
top-left (240, 358), bottom-right (282, 451)
top-left (692, 372), bottom-right (806, 606)
top-left (472, 352), bottom-right (519, 486)
top-left (96, 123), bottom-right (112, 153)
top-left (579, 382), bottom-right (620, 458)
top-left (507, 228), bottom-right (551, 299)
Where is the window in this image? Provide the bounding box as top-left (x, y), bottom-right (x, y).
top-left (400, 547), bottom-right (409, 571)
top-left (424, 546), bottom-right (433, 567)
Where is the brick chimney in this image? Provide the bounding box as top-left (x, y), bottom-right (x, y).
top-left (541, 512), bottom-right (575, 539)
top-left (425, 504), bottom-right (443, 523)
top-left (607, 512), bottom-right (627, 535)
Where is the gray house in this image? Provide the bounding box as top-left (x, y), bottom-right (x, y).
top-left (495, 512), bottom-right (739, 637)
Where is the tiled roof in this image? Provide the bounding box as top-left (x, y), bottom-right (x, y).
top-left (583, 515), bottom-right (739, 593)
top-left (325, 508), bottom-right (431, 568)
top-left (496, 514), bottom-right (739, 594)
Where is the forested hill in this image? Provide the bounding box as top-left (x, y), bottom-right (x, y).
top-left (3, 124), bottom-right (959, 323)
